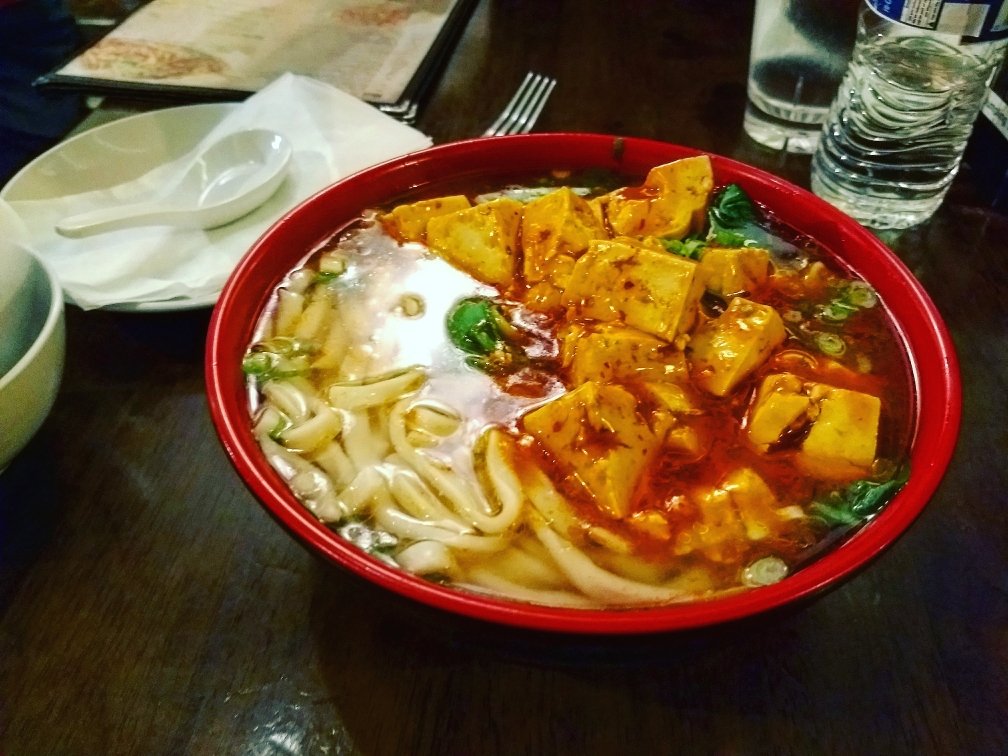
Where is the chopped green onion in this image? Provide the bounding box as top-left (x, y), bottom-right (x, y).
top-left (818, 301), bottom-right (859, 322)
top-left (815, 332), bottom-right (847, 356)
top-left (742, 556), bottom-right (789, 586)
top-left (242, 352), bottom-right (275, 377)
top-left (659, 236), bottom-right (706, 259)
top-left (846, 281), bottom-right (878, 309)
top-left (242, 337), bottom-right (317, 382)
top-left (268, 414), bottom-right (291, 442)
top-left (818, 281), bottom-right (879, 323)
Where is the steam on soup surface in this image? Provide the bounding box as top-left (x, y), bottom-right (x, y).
top-left (243, 156), bottom-right (912, 609)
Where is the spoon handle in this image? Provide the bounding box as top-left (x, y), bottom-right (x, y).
top-left (55, 203), bottom-right (189, 238)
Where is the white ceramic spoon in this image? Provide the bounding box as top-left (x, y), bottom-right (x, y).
top-left (55, 129), bottom-right (293, 238)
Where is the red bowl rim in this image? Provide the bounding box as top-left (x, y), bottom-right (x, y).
top-left (205, 132), bottom-right (961, 634)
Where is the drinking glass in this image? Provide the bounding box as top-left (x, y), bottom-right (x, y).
top-left (744, 0), bottom-right (858, 154)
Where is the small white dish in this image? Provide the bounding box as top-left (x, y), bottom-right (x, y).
top-left (1, 102), bottom-right (238, 312)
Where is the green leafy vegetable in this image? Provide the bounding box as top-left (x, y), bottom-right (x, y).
top-left (809, 467), bottom-right (910, 528)
top-left (446, 297), bottom-right (524, 373)
top-left (447, 297), bottom-right (510, 355)
top-left (709, 184), bottom-right (758, 232)
top-left (708, 183), bottom-right (763, 249)
top-left (706, 184), bottom-right (805, 262)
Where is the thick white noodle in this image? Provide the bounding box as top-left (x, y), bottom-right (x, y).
top-left (255, 432), bottom-right (344, 521)
top-left (327, 366), bottom-right (426, 411)
top-left (388, 399), bottom-right (523, 535)
top-left (523, 465), bottom-right (581, 536)
top-left (475, 541), bottom-right (571, 590)
top-left (294, 294), bottom-right (334, 342)
top-left (285, 267), bottom-right (316, 294)
top-left (373, 495), bottom-right (508, 554)
top-left (386, 466), bottom-right (470, 528)
top-left (313, 317), bottom-right (349, 370)
top-left (335, 466), bottom-right (385, 518)
top-left (275, 289), bottom-right (305, 337)
top-left (253, 406), bottom-right (285, 439)
top-left (262, 381), bottom-right (311, 422)
top-left (462, 569), bottom-right (596, 609)
top-left (341, 410), bottom-right (389, 472)
top-left (289, 469), bottom-right (345, 522)
top-left (408, 401), bottom-right (462, 437)
top-left (310, 440), bottom-right (357, 490)
top-left (531, 516), bottom-right (687, 606)
top-left (473, 429), bottom-right (525, 532)
top-left (395, 540), bottom-right (457, 576)
top-left (279, 405), bottom-right (343, 453)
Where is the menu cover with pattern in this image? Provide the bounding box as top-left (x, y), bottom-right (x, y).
top-left (39, 0), bottom-right (476, 122)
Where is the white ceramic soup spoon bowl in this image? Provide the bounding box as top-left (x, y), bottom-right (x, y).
top-left (54, 129), bottom-right (293, 238)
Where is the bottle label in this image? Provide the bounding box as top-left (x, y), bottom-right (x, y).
top-left (868, 0), bottom-right (1008, 40)
top-left (982, 88), bottom-right (1008, 139)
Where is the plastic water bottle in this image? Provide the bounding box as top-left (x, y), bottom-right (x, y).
top-left (810, 0), bottom-right (1008, 229)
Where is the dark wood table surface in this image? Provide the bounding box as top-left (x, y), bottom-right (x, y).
top-left (2, 2), bottom-right (1007, 753)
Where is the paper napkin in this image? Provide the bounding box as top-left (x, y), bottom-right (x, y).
top-left (0, 73), bottom-right (433, 310)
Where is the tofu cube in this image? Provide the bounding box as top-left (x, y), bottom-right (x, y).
top-left (676, 468), bottom-right (801, 562)
top-left (382, 195), bottom-right (472, 243)
top-left (687, 297), bottom-right (786, 397)
top-left (521, 187), bottom-right (608, 285)
top-left (799, 385), bottom-right (881, 479)
top-left (561, 237), bottom-right (704, 341)
top-left (639, 380), bottom-right (695, 415)
top-left (746, 372), bottom-right (882, 480)
top-left (640, 381), bottom-right (704, 458)
top-left (720, 467), bottom-right (789, 541)
top-left (522, 381), bottom-right (671, 518)
top-left (747, 373), bottom-right (812, 447)
top-left (697, 245), bottom-right (771, 298)
top-left (425, 197), bottom-right (523, 288)
top-left (595, 155), bottom-right (714, 239)
top-left (560, 323), bottom-right (688, 386)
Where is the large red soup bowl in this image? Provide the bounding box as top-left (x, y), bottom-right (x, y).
top-left (205, 133), bottom-right (960, 634)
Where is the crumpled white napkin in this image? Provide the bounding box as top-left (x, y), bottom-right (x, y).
top-left (0, 73), bottom-right (433, 310)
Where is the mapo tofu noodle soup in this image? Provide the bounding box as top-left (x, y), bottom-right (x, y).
top-left (243, 156), bottom-right (913, 609)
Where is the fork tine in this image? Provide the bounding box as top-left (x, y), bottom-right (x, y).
top-left (483, 71), bottom-right (536, 137)
top-left (514, 76), bottom-right (556, 135)
top-left (483, 72), bottom-right (556, 137)
top-left (499, 74), bottom-right (547, 135)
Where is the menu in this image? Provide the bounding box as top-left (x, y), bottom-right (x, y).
top-left (40, 0), bottom-right (475, 121)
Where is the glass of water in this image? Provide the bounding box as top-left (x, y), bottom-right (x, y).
top-left (744, 0), bottom-right (858, 154)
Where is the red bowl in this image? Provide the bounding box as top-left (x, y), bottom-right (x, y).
top-left (205, 133), bottom-right (961, 634)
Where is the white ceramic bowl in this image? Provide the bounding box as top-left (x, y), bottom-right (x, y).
top-left (0, 237), bottom-right (65, 470)
top-left (1, 102), bottom-right (237, 312)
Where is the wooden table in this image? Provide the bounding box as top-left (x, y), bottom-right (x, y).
top-left (3, 2), bottom-right (1006, 753)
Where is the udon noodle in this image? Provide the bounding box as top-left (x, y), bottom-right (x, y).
top-left (244, 156), bottom-right (912, 609)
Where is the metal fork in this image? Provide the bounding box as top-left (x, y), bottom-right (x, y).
top-left (482, 71), bottom-right (557, 137)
